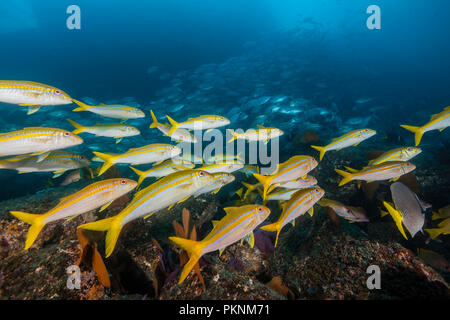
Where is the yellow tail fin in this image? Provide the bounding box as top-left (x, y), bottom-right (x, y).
top-left (311, 145), bottom-right (327, 161)
top-left (424, 228), bottom-right (442, 239)
top-left (260, 222), bottom-right (282, 247)
top-left (253, 174), bottom-right (272, 202)
top-left (166, 115), bottom-right (179, 136)
top-left (400, 125), bottom-right (423, 146)
top-left (130, 166), bottom-right (146, 186)
top-left (149, 110), bottom-right (160, 129)
top-left (334, 169), bottom-right (353, 186)
top-left (93, 152), bottom-right (116, 176)
top-left (72, 99), bottom-right (90, 112)
top-left (169, 236), bottom-right (203, 284)
top-left (78, 216), bottom-right (122, 258)
top-left (66, 118), bottom-right (84, 134)
top-left (383, 201), bottom-right (408, 240)
top-left (235, 188), bottom-right (243, 199)
top-left (227, 129), bottom-right (239, 143)
top-left (10, 211), bottom-right (46, 250)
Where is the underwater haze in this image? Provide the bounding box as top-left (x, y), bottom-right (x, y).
top-left (0, 1), bottom-right (449, 300)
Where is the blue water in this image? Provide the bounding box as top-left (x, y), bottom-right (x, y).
top-left (0, 0), bottom-right (449, 200)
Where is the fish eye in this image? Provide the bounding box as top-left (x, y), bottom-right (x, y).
top-left (120, 179), bottom-right (127, 184)
top-left (63, 132), bottom-right (70, 137)
top-left (55, 90), bottom-right (61, 94)
top-left (258, 207), bottom-right (263, 212)
top-left (199, 171), bottom-right (205, 177)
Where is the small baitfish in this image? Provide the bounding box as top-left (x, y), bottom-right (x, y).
top-left (227, 125), bottom-right (284, 143)
top-left (72, 99), bottom-right (145, 120)
top-left (311, 128), bottom-right (376, 161)
top-left (0, 150), bottom-right (90, 177)
top-left (78, 170), bottom-right (214, 257)
top-left (169, 204), bottom-right (270, 284)
top-left (0, 127), bottom-right (83, 159)
top-left (253, 155), bottom-right (318, 201)
top-left (318, 198), bottom-right (369, 223)
top-left (130, 159), bottom-right (195, 186)
top-left (93, 143), bottom-right (181, 176)
top-left (166, 114), bottom-right (230, 136)
top-left (367, 147), bottom-right (422, 166)
top-left (401, 106), bottom-right (450, 146)
top-left (335, 161), bottom-right (416, 187)
top-left (0, 80), bottom-right (73, 114)
top-left (67, 119), bottom-right (140, 144)
top-left (150, 110), bottom-right (197, 143)
top-left (261, 187), bottom-right (325, 247)
top-left (10, 178), bottom-right (137, 249)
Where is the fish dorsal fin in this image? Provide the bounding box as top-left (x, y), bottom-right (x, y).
top-left (223, 207), bottom-right (239, 216)
top-left (344, 166), bottom-right (359, 173)
top-left (257, 124), bottom-right (266, 129)
top-left (100, 103), bottom-right (106, 106)
top-left (211, 220), bottom-right (220, 228)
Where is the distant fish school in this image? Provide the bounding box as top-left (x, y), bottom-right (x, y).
top-left (0, 79), bottom-right (448, 285)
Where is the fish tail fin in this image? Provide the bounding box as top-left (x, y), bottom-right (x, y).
top-left (169, 236), bottom-right (203, 284)
top-left (66, 118), bottom-right (84, 134)
top-left (400, 125), bottom-right (424, 146)
top-left (72, 99), bottom-right (89, 112)
top-left (383, 201), bottom-right (408, 240)
top-left (130, 166), bottom-right (146, 186)
top-left (149, 110), bottom-right (160, 129)
top-left (253, 173), bottom-right (272, 201)
top-left (166, 115), bottom-right (179, 136)
top-left (260, 222), bottom-right (282, 247)
top-left (431, 211), bottom-right (439, 220)
top-left (424, 228), bottom-right (441, 239)
top-left (311, 145), bottom-right (326, 161)
top-left (227, 129), bottom-right (239, 143)
top-left (92, 152), bottom-right (116, 176)
top-left (235, 188), bottom-right (243, 199)
top-left (334, 169), bottom-right (353, 186)
top-left (78, 216), bottom-right (122, 258)
top-left (10, 211), bottom-right (46, 250)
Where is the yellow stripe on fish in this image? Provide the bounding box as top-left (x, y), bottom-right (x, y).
top-left (227, 125), bottom-right (284, 143)
top-left (67, 118), bottom-right (140, 143)
top-left (78, 170), bottom-right (215, 257)
top-left (169, 204), bottom-right (270, 284)
top-left (10, 178), bottom-right (137, 250)
top-left (368, 147), bottom-right (421, 166)
top-left (311, 128), bottom-right (376, 161)
top-left (401, 106), bottom-right (450, 146)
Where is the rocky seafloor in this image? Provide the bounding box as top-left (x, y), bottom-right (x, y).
top-left (0, 150), bottom-right (449, 300)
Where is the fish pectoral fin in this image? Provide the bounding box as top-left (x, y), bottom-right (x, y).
top-left (390, 177), bottom-right (400, 182)
top-left (177, 196), bottom-right (190, 205)
top-left (99, 200), bottom-right (114, 213)
top-left (291, 219), bottom-right (296, 226)
top-left (115, 138), bottom-right (123, 144)
top-left (143, 213), bottom-right (154, 220)
top-left (353, 142), bottom-right (361, 146)
top-left (439, 127), bottom-right (447, 132)
top-left (212, 187), bottom-right (221, 194)
top-left (65, 215), bottom-right (78, 222)
top-left (32, 151), bottom-right (50, 163)
top-left (52, 170), bottom-right (66, 178)
top-left (308, 207), bottom-right (314, 217)
top-left (26, 105), bottom-right (42, 115)
top-left (219, 248), bottom-right (226, 257)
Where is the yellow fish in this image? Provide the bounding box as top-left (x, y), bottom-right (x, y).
top-left (10, 178), bottom-right (137, 249)
top-left (0, 80), bottom-right (73, 114)
top-left (368, 147), bottom-right (422, 166)
top-left (130, 159), bottom-right (195, 186)
top-left (149, 110), bottom-right (196, 143)
top-left (197, 160), bottom-right (244, 174)
top-left (401, 106), bottom-right (450, 146)
top-left (432, 205), bottom-right (450, 220)
top-left (93, 143), bottom-right (181, 176)
top-left (67, 119), bottom-right (140, 144)
top-left (169, 204), bottom-right (270, 284)
top-left (0, 127), bottom-right (83, 159)
top-left (335, 161), bottom-right (416, 187)
top-left (227, 125), bottom-right (284, 144)
top-left (78, 170), bottom-right (214, 257)
top-left (311, 128), bottom-right (376, 161)
top-left (72, 99), bottom-right (145, 120)
top-left (261, 187), bottom-right (325, 247)
top-left (166, 114), bottom-right (230, 136)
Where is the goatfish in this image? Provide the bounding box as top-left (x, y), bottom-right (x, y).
top-left (72, 99), bottom-right (145, 120)
top-left (227, 125), bottom-right (284, 144)
top-left (0, 150), bottom-right (90, 178)
top-left (130, 159), bottom-right (195, 186)
top-left (368, 147), bottom-right (422, 166)
top-left (197, 160), bottom-right (244, 174)
top-left (318, 198), bottom-right (369, 223)
top-left (78, 170), bottom-right (214, 257)
top-left (204, 153), bottom-right (243, 164)
top-left (0, 80), bottom-right (73, 114)
top-left (60, 169), bottom-right (82, 186)
top-left (150, 110), bottom-right (197, 143)
top-left (166, 114), bottom-right (230, 136)
top-left (261, 187), bottom-right (325, 247)
top-left (253, 155), bottom-right (318, 201)
top-left (0, 127), bottom-right (83, 159)
top-left (425, 218), bottom-right (450, 239)
top-left (432, 205), bottom-right (450, 220)
top-left (268, 176), bottom-right (317, 190)
top-left (335, 161), bottom-right (416, 187)
top-left (311, 128), bottom-right (376, 161)
top-left (401, 106), bottom-right (450, 146)
top-left (93, 143), bottom-right (181, 176)
top-left (192, 172), bottom-right (235, 197)
top-left (67, 119), bottom-right (140, 144)
top-left (169, 204), bottom-right (270, 284)
top-left (10, 178), bottom-right (137, 250)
